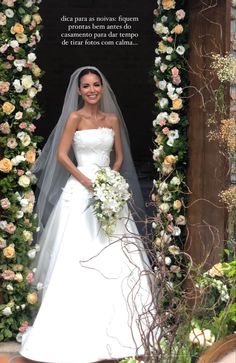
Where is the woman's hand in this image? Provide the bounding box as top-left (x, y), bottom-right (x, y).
top-left (80, 176), bottom-right (93, 191)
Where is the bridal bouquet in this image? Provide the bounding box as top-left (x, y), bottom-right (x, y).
top-left (91, 167), bottom-right (131, 236)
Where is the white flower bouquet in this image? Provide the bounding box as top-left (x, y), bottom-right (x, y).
top-left (91, 167), bottom-right (131, 236)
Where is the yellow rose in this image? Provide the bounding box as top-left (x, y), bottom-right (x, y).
top-left (173, 200), bottom-right (182, 209)
top-left (3, 244), bottom-right (16, 259)
top-left (208, 262), bottom-right (224, 277)
top-left (172, 98), bottom-right (183, 110)
top-left (11, 23), bottom-right (24, 34)
top-left (27, 292), bottom-right (38, 305)
top-left (158, 41), bottom-right (167, 53)
top-left (2, 101), bottom-right (15, 114)
top-left (25, 149), bottom-right (36, 163)
top-left (171, 24), bottom-right (184, 35)
top-left (32, 14), bottom-right (42, 24)
top-left (164, 155), bottom-right (177, 165)
top-left (0, 158), bottom-right (13, 173)
top-left (162, 0), bottom-right (176, 10)
top-left (32, 64), bottom-right (41, 77)
top-left (15, 33), bottom-right (28, 44)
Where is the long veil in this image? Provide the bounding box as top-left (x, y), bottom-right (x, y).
top-left (32, 66), bottom-right (145, 285)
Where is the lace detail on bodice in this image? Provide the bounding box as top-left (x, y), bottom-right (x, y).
top-left (72, 127), bottom-right (114, 167)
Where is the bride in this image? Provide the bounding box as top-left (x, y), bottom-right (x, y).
top-left (20, 66), bottom-right (154, 363)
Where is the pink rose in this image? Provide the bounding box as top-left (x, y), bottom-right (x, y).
top-left (28, 123), bottom-right (36, 133)
top-left (167, 224), bottom-right (174, 233)
top-left (166, 37), bottom-right (173, 43)
top-left (167, 213), bottom-right (173, 221)
top-left (17, 169), bottom-right (24, 176)
top-left (162, 127), bottom-right (170, 135)
top-left (176, 9), bottom-right (186, 21)
top-left (159, 119), bottom-right (166, 126)
top-left (2, 270), bottom-right (15, 280)
top-left (171, 67), bottom-right (179, 77)
top-left (19, 122), bottom-right (27, 129)
top-left (1, 198), bottom-right (11, 209)
top-left (26, 272), bottom-right (34, 284)
top-left (172, 76), bottom-right (181, 85)
top-left (4, 62), bottom-right (12, 69)
top-left (7, 55), bottom-right (14, 61)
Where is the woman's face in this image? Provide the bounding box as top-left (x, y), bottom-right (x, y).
top-left (79, 73), bottom-right (103, 105)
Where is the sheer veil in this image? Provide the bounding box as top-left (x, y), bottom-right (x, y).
top-left (32, 66), bottom-right (145, 284)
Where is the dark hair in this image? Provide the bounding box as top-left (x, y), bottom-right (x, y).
top-left (78, 68), bottom-right (103, 87)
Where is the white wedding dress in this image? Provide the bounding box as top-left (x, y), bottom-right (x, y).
top-left (20, 127), bottom-right (153, 363)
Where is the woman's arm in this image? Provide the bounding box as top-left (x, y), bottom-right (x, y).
top-left (111, 115), bottom-right (123, 171)
top-left (57, 112), bottom-right (93, 190)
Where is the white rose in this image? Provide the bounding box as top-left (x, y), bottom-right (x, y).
top-left (168, 245), bottom-right (180, 255)
top-left (167, 91), bottom-right (178, 100)
top-left (0, 220), bottom-right (8, 230)
top-left (165, 257), bottom-right (172, 266)
top-left (23, 230), bottom-right (33, 242)
top-left (159, 98), bottom-right (169, 108)
top-left (5, 9), bottom-right (14, 17)
top-left (37, 282), bottom-right (43, 290)
top-left (13, 79), bottom-right (23, 93)
top-left (159, 203), bottom-right (170, 213)
top-left (18, 175), bottom-right (31, 188)
top-left (27, 52), bottom-right (37, 63)
top-left (158, 80), bottom-right (167, 90)
top-left (14, 59), bottom-right (26, 71)
top-left (176, 45), bottom-right (185, 55)
top-left (11, 154), bottom-right (25, 166)
top-left (161, 15), bottom-right (168, 23)
top-left (2, 306), bottom-right (12, 316)
top-left (176, 87), bottom-right (183, 94)
top-left (166, 55), bottom-right (172, 61)
top-left (16, 210), bottom-right (24, 219)
top-left (160, 63), bottom-right (168, 72)
top-left (155, 56), bottom-right (161, 65)
top-left (172, 227), bottom-right (181, 236)
top-left (6, 284), bottom-right (14, 291)
top-left (25, 0), bottom-right (33, 7)
top-left (15, 111), bottom-right (23, 120)
top-left (16, 332), bottom-right (23, 343)
top-left (27, 249), bottom-right (36, 259)
top-left (9, 40), bottom-right (19, 48)
top-left (166, 47), bottom-right (173, 54)
top-left (170, 176), bottom-right (181, 185)
top-left (22, 14), bottom-right (31, 24)
top-left (21, 75), bottom-right (34, 90)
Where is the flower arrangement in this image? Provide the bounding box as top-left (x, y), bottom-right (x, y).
top-left (91, 167), bottom-right (130, 236)
top-left (0, 0), bottom-right (43, 341)
top-left (152, 0), bottom-right (188, 293)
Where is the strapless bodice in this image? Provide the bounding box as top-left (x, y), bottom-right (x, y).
top-left (72, 127), bottom-right (114, 167)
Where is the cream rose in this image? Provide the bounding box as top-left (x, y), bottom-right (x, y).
top-left (0, 81), bottom-right (10, 95)
top-left (0, 12), bottom-right (7, 25)
top-left (3, 244), bottom-right (16, 259)
top-left (1, 198), bottom-right (11, 209)
top-left (32, 65), bottom-right (41, 77)
top-left (27, 292), bottom-right (38, 304)
top-left (175, 215), bottom-right (186, 225)
top-left (173, 199), bottom-right (182, 209)
top-left (14, 273), bottom-right (23, 282)
top-left (16, 33), bottom-right (28, 44)
top-left (2, 101), bottom-right (15, 114)
top-left (22, 14), bottom-right (31, 24)
top-left (0, 237), bottom-right (7, 249)
top-left (2, 306), bottom-right (12, 316)
top-left (18, 175), bottom-right (31, 188)
top-left (0, 158), bottom-right (13, 173)
top-left (21, 75), bottom-right (34, 90)
top-left (5, 222), bottom-right (16, 234)
top-left (32, 13), bottom-right (42, 24)
top-left (189, 328), bottom-right (215, 347)
top-left (169, 112), bottom-right (180, 124)
top-left (23, 230), bottom-right (33, 243)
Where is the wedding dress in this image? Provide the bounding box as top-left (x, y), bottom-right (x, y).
top-left (20, 127), bottom-right (153, 363)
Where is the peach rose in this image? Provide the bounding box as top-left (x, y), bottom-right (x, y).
top-left (162, 0), bottom-right (176, 10)
top-left (5, 222), bottom-right (16, 234)
top-left (2, 0), bottom-right (16, 6)
top-left (27, 292), bottom-right (38, 305)
top-left (2, 101), bottom-right (15, 114)
top-left (173, 199), bottom-right (182, 209)
top-left (171, 24), bottom-right (184, 34)
top-left (0, 121), bottom-right (11, 134)
top-left (172, 98), bottom-right (183, 110)
top-left (164, 154), bottom-right (177, 165)
top-left (11, 23), bottom-right (24, 34)
top-left (0, 158), bottom-right (13, 173)
top-left (0, 81), bottom-right (10, 95)
top-left (158, 41), bottom-right (167, 53)
top-left (208, 262), bottom-right (224, 277)
top-left (3, 244), bottom-right (16, 259)
top-left (25, 149), bottom-right (36, 163)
